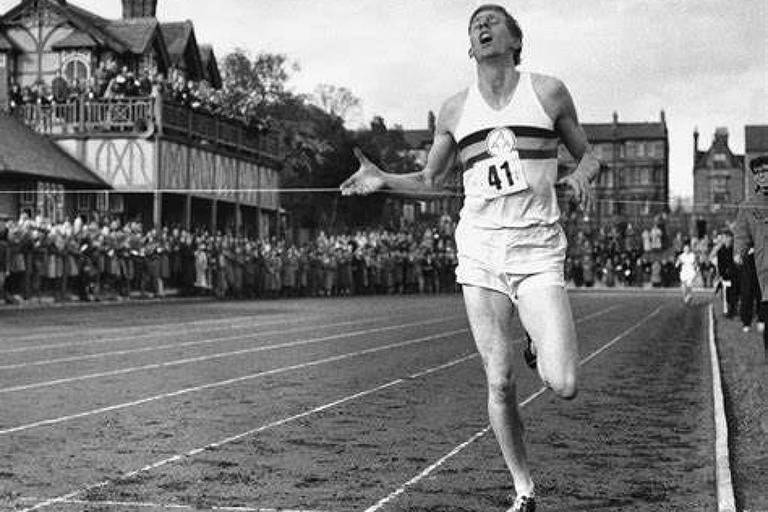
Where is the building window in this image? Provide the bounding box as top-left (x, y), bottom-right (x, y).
top-left (713, 153), bottom-right (727, 169)
top-left (626, 167), bottom-right (636, 186)
top-left (21, 187), bottom-right (35, 205)
top-left (641, 168), bottom-right (652, 185)
top-left (77, 193), bottom-right (91, 212)
top-left (64, 59), bottom-right (89, 84)
top-left (711, 177), bottom-right (728, 204)
top-left (36, 182), bottom-right (64, 223)
top-left (96, 192), bottom-right (108, 212)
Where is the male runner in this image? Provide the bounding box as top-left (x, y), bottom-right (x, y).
top-left (341, 5), bottom-right (599, 511)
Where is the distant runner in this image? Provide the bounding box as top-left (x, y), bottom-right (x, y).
top-left (677, 243), bottom-right (697, 305)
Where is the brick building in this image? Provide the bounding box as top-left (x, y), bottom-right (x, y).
top-left (559, 111), bottom-right (670, 226)
top-left (692, 127), bottom-right (744, 233)
top-left (396, 110), bottom-right (670, 227)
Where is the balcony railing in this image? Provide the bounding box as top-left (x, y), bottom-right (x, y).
top-left (14, 98), bottom-right (155, 135)
top-left (12, 97), bottom-right (282, 161)
top-left (160, 101), bottom-right (281, 160)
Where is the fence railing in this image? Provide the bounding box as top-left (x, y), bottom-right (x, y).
top-left (13, 98), bottom-right (282, 161)
top-left (15, 98), bottom-right (155, 135)
top-left (161, 101), bottom-right (282, 160)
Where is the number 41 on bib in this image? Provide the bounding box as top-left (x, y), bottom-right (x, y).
top-left (483, 153), bottom-right (528, 199)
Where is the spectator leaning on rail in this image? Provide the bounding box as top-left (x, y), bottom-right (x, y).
top-left (712, 230), bottom-right (739, 318)
top-left (734, 155), bottom-right (768, 357)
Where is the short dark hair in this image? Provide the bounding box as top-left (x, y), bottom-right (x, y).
top-left (468, 4), bottom-right (523, 65)
top-left (750, 155), bottom-right (768, 174)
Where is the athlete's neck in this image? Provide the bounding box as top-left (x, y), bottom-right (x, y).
top-left (476, 59), bottom-right (520, 109)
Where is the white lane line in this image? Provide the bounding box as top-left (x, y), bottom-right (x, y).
top-left (1, 328), bottom-right (469, 436)
top-left (0, 318), bottom-right (454, 394)
top-left (363, 304), bottom-right (664, 512)
top-left (38, 498), bottom-right (329, 511)
top-left (0, 312), bottom-right (299, 344)
top-left (708, 304), bottom-right (737, 512)
top-left (0, 314), bottom-right (313, 354)
top-left (18, 346), bottom-right (476, 512)
top-left (0, 302), bottom-right (458, 354)
top-left (0, 317), bottom-right (391, 371)
top-left (579, 305), bottom-right (662, 365)
top-left (573, 304), bottom-right (621, 324)
top-left (15, 304), bottom-right (619, 511)
top-left (1, 304), bottom-right (616, 387)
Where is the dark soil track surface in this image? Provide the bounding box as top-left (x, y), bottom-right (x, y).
top-left (0, 292), bottom-right (717, 511)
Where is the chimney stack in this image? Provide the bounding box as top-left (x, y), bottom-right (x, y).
top-left (693, 127), bottom-right (699, 164)
top-left (122, 0), bottom-right (158, 18)
top-left (427, 111), bottom-right (436, 134)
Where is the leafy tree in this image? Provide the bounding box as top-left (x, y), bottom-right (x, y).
top-left (219, 49), bottom-right (299, 119)
top-left (218, 50), bottom-right (416, 231)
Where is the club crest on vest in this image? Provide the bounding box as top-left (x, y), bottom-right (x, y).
top-left (486, 127), bottom-right (517, 156)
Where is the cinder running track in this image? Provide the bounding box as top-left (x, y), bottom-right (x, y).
top-left (0, 292), bottom-right (716, 511)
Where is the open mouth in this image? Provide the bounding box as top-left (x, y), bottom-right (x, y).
top-left (479, 32), bottom-right (493, 44)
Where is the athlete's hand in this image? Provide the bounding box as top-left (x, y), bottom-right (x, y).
top-left (340, 148), bottom-right (386, 196)
top-left (734, 252), bottom-right (743, 266)
top-left (558, 172), bottom-right (594, 213)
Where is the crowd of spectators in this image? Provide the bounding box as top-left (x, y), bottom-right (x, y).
top-left (563, 218), bottom-right (719, 289)
top-left (2, 209), bottom-right (736, 307)
top-left (0, 213), bottom-right (460, 305)
top-left (7, 58), bottom-right (232, 120)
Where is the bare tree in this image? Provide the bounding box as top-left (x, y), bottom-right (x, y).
top-left (312, 84), bottom-right (361, 124)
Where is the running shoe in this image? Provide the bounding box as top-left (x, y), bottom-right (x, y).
top-left (508, 494), bottom-right (536, 512)
top-left (523, 331), bottom-right (537, 370)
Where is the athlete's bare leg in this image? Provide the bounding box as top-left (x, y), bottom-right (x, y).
top-left (515, 285), bottom-right (579, 399)
top-left (463, 285), bottom-right (534, 497)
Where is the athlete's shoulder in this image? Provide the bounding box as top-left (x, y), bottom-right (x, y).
top-left (436, 88), bottom-right (470, 135)
top-left (530, 72), bottom-right (572, 119)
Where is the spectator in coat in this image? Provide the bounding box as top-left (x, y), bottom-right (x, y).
top-left (734, 156), bottom-right (768, 355)
top-left (51, 70), bottom-right (69, 104)
top-left (714, 230), bottom-right (739, 318)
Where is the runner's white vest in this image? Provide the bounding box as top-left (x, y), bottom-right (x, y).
top-left (453, 72), bottom-right (560, 229)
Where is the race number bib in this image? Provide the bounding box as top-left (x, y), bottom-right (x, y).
top-left (468, 153), bottom-right (529, 200)
top-left (465, 127), bottom-right (530, 200)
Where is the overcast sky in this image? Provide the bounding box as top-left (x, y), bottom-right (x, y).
top-left (2, 0), bottom-right (766, 200)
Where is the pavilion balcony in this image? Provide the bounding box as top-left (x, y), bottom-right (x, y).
top-left (10, 97), bottom-right (282, 163)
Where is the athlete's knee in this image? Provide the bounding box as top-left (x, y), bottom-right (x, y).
top-left (546, 371), bottom-right (577, 400)
top-left (486, 370), bottom-right (516, 404)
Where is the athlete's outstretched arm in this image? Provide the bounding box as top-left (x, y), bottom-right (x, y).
top-left (550, 80), bottom-right (600, 213)
top-left (340, 107), bottom-right (458, 198)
